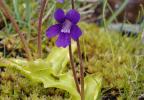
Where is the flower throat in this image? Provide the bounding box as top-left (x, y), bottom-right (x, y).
top-left (61, 20), bottom-right (72, 33)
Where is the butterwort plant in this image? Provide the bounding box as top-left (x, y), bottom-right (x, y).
top-left (46, 8), bottom-right (82, 48)
top-left (46, 0), bottom-right (84, 100)
top-left (46, 8), bottom-right (82, 94)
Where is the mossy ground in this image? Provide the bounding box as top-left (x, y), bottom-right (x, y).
top-left (80, 23), bottom-right (144, 99)
top-left (0, 22), bottom-right (144, 99)
top-left (0, 67), bottom-right (70, 100)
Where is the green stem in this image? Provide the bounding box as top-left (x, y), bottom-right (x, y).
top-left (0, 0), bottom-right (32, 60)
top-left (106, 0), bottom-right (129, 26)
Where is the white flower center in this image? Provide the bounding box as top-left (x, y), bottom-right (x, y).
top-left (61, 20), bottom-right (72, 33)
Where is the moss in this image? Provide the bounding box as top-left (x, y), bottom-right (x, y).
top-left (0, 68), bottom-right (70, 100)
top-left (79, 22), bottom-right (144, 99)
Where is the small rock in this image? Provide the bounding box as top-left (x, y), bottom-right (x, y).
top-left (138, 94), bottom-right (144, 100)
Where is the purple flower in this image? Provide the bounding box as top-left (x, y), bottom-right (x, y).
top-left (57, 0), bottom-right (64, 3)
top-left (46, 9), bottom-right (82, 48)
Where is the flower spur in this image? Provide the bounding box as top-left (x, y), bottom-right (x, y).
top-left (46, 8), bottom-right (82, 48)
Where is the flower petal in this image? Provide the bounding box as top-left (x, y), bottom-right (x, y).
top-left (56, 33), bottom-right (71, 48)
top-left (66, 9), bottom-right (80, 24)
top-left (46, 24), bottom-right (61, 38)
top-left (57, 0), bottom-right (64, 3)
top-left (54, 9), bottom-right (65, 23)
top-left (70, 25), bottom-right (82, 41)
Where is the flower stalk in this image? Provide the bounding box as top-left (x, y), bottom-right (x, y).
top-left (71, 0), bottom-right (85, 100)
top-left (69, 44), bottom-right (81, 94)
top-left (0, 0), bottom-right (32, 60)
top-left (37, 0), bottom-right (47, 58)
top-left (77, 39), bottom-right (84, 100)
